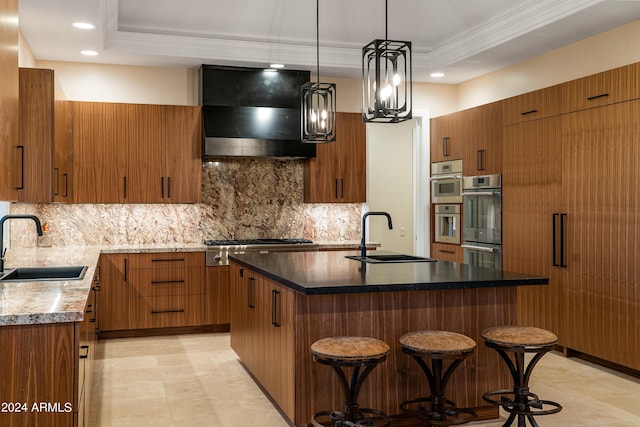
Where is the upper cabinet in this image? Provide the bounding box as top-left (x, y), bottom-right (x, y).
top-left (430, 113), bottom-right (464, 163)
top-left (304, 112), bottom-right (366, 203)
top-left (18, 68), bottom-right (54, 203)
top-left (72, 102), bottom-right (202, 203)
top-left (0, 0), bottom-right (19, 201)
top-left (501, 84), bottom-right (562, 125)
top-left (53, 97), bottom-right (74, 202)
top-left (562, 63), bottom-right (640, 112)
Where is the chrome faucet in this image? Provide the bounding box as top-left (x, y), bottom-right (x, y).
top-left (0, 214), bottom-right (43, 273)
top-left (359, 211), bottom-right (393, 258)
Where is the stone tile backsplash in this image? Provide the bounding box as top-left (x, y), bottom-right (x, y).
top-left (9, 159), bottom-right (363, 247)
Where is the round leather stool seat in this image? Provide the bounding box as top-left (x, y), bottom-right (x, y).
top-left (399, 330), bottom-right (477, 426)
top-left (400, 330), bottom-right (476, 355)
top-left (311, 336), bottom-right (391, 362)
top-left (311, 336), bottom-right (391, 427)
top-left (482, 326), bottom-right (557, 348)
top-left (482, 326), bottom-right (562, 426)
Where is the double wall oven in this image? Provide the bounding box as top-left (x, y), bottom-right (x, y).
top-left (431, 160), bottom-right (463, 245)
top-left (461, 174), bottom-right (502, 269)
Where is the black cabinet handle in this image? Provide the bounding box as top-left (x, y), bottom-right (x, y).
top-left (161, 176), bottom-right (165, 198)
top-left (335, 178), bottom-right (339, 199)
top-left (439, 249), bottom-right (455, 254)
top-left (151, 258), bottom-right (184, 263)
top-left (552, 213), bottom-right (559, 266)
top-left (520, 109), bottom-right (538, 116)
top-left (587, 93), bottom-right (609, 101)
top-left (54, 168), bottom-right (59, 196)
top-left (167, 177), bottom-right (171, 198)
top-left (560, 213), bottom-right (567, 268)
top-left (477, 149), bottom-right (485, 171)
top-left (151, 309), bottom-right (184, 315)
top-left (272, 289), bottom-right (281, 327)
top-left (123, 176), bottom-right (127, 198)
top-left (151, 280), bottom-right (185, 285)
top-left (340, 178), bottom-right (344, 199)
top-left (239, 267), bottom-right (244, 278)
top-left (17, 145), bottom-right (24, 190)
top-left (123, 258), bottom-right (128, 282)
top-left (248, 277), bottom-right (255, 308)
top-left (62, 173), bottom-right (68, 197)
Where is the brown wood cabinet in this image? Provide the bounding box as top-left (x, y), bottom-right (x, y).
top-left (18, 68), bottom-right (54, 202)
top-left (0, 0), bottom-right (19, 201)
top-left (430, 242), bottom-right (463, 263)
top-left (71, 102), bottom-right (201, 203)
top-left (54, 98), bottom-right (74, 202)
top-left (77, 286), bottom-right (98, 427)
top-left (561, 100), bottom-right (640, 370)
top-left (501, 84), bottom-right (562, 125)
top-left (502, 116), bottom-right (564, 339)
top-left (430, 113), bottom-right (463, 163)
top-left (97, 254), bottom-right (130, 331)
top-left (229, 263), bottom-right (295, 420)
top-left (205, 265), bottom-right (230, 325)
top-left (304, 112), bottom-right (366, 202)
top-left (461, 102), bottom-right (502, 175)
top-left (562, 63), bottom-right (640, 113)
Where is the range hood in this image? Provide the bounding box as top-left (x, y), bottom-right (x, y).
top-left (200, 65), bottom-right (316, 159)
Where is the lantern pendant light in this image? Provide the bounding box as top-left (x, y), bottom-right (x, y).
top-left (301, 0), bottom-right (337, 143)
top-left (362, 0), bottom-right (412, 123)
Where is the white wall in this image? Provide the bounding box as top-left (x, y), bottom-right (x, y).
top-left (366, 119), bottom-right (418, 254)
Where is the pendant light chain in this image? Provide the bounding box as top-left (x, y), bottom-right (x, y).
top-left (316, 0), bottom-right (320, 84)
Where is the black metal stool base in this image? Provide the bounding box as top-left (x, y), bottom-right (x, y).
top-left (400, 396), bottom-right (477, 426)
top-left (483, 389), bottom-right (562, 427)
top-left (311, 407), bottom-right (392, 427)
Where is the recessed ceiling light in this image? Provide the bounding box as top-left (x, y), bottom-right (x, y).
top-left (81, 50), bottom-right (98, 56)
top-left (269, 63), bottom-right (285, 69)
top-left (430, 72), bottom-right (445, 78)
top-left (72, 22), bottom-right (96, 30)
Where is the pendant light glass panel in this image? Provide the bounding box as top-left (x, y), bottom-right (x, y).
top-left (302, 81), bottom-right (336, 142)
top-left (363, 39), bottom-right (412, 123)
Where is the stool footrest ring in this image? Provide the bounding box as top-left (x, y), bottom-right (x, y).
top-left (483, 389), bottom-right (563, 417)
top-left (400, 397), bottom-right (477, 426)
top-left (311, 407), bottom-right (391, 427)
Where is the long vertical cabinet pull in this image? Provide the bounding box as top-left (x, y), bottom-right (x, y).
top-left (247, 277), bottom-right (255, 308)
top-left (53, 168), bottom-right (59, 196)
top-left (161, 177), bottom-right (165, 199)
top-left (442, 137), bottom-right (450, 157)
top-left (123, 258), bottom-right (128, 282)
top-left (477, 149), bottom-right (485, 171)
top-left (560, 213), bottom-right (568, 267)
top-left (552, 213), bottom-right (568, 268)
top-left (62, 173), bottom-right (69, 197)
top-left (123, 177), bottom-right (127, 199)
top-left (17, 145), bottom-right (24, 190)
top-left (271, 289), bottom-right (281, 327)
top-left (167, 177), bottom-right (171, 199)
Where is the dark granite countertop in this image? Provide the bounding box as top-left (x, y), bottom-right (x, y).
top-left (229, 250), bottom-right (548, 295)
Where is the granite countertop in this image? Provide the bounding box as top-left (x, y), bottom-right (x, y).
top-left (229, 250), bottom-right (549, 295)
top-left (0, 246), bottom-right (101, 326)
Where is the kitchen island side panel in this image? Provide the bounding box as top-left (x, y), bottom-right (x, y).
top-left (292, 287), bottom-right (515, 426)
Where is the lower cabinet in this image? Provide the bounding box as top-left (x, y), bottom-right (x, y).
top-left (98, 251), bottom-right (231, 334)
top-left (431, 242), bottom-right (463, 263)
top-left (229, 263), bottom-right (295, 419)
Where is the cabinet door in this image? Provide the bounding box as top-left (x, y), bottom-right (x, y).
top-left (127, 104), bottom-right (166, 203)
top-left (18, 68), bottom-right (54, 202)
top-left (562, 63), bottom-right (640, 113)
top-left (561, 101), bottom-right (640, 370)
top-left (0, 0), bottom-right (19, 201)
top-left (430, 242), bottom-right (463, 263)
top-left (73, 102), bottom-right (128, 203)
top-left (430, 113), bottom-right (463, 162)
top-left (303, 112), bottom-right (366, 202)
top-left (164, 105), bottom-right (202, 203)
top-left (54, 99), bottom-right (73, 202)
top-left (502, 84), bottom-right (562, 125)
top-left (502, 117), bottom-right (563, 338)
top-left (205, 265), bottom-right (230, 325)
top-left (462, 102), bottom-right (502, 175)
top-left (97, 254), bottom-right (130, 331)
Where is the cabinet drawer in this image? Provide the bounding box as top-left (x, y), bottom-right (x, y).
top-left (126, 252), bottom-right (204, 269)
top-left (431, 243), bottom-right (463, 263)
top-left (502, 84), bottom-right (562, 125)
top-left (129, 295), bottom-right (204, 329)
top-left (562, 63), bottom-right (640, 112)
top-left (128, 266), bottom-right (204, 297)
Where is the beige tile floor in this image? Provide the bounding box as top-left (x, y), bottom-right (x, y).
top-left (90, 333), bottom-right (640, 426)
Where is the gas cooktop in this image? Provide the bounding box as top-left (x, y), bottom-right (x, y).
top-left (204, 238), bottom-right (313, 246)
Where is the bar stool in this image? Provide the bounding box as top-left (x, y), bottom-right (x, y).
top-left (482, 326), bottom-right (562, 427)
top-left (311, 336), bottom-right (391, 427)
top-left (399, 330), bottom-right (477, 426)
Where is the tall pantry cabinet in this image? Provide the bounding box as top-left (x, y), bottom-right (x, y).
top-left (0, 0), bottom-right (19, 200)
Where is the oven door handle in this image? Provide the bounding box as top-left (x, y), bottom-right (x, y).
top-left (461, 244), bottom-right (496, 253)
top-left (462, 191), bottom-right (500, 196)
top-left (429, 174), bottom-right (463, 181)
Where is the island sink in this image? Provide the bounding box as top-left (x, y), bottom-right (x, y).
top-left (345, 254), bottom-right (437, 263)
top-left (0, 265), bottom-right (88, 282)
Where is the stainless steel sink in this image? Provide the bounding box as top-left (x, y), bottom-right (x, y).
top-left (345, 254), bottom-right (437, 264)
top-left (0, 265), bottom-right (88, 282)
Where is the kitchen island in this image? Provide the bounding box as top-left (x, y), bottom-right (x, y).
top-left (229, 250), bottom-right (548, 427)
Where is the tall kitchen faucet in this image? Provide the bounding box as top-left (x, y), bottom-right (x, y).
top-left (359, 212), bottom-right (393, 259)
top-left (0, 214), bottom-right (43, 273)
